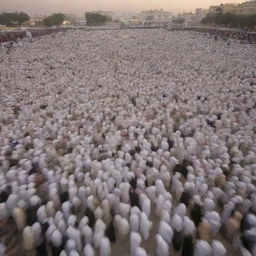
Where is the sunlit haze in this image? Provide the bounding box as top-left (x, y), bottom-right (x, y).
top-left (1, 0), bottom-right (245, 16)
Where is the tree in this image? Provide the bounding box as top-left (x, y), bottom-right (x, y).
top-left (201, 13), bottom-right (256, 30)
top-left (43, 13), bottom-right (66, 27)
top-left (85, 12), bottom-right (112, 26)
top-left (0, 12), bottom-right (30, 26)
top-left (18, 12), bottom-right (30, 24)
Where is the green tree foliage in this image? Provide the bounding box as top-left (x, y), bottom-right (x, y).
top-left (43, 13), bottom-right (66, 27)
top-left (85, 12), bottom-right (112, 26)
top-left (201, 13), bottom-right (256, 29)
top-left (0, 12), bottom-right (30, 26)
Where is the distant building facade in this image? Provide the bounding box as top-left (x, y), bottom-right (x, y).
top-left (195, 8), bottom-right (208, 21)
top-left (180, 12), bottom-right (194, 25)
top-left (74, 20), bottom-right (87, 26)
top-left (208, 3), bottom-right (238, 14)
top-left (208, 5), bottom-right (223, 14)
top-left (207, 0), bottom-right (256, 15)
top-left (119, 16), bottom-right (140, 25)
top-left (236, 0), bottom-right (256, 14)
top-left (138, 9), bottom-right (172, 23)
top-left (25, 15), bottom-right (46, 26)
top-left (221, 4), bottom-right (238, 13)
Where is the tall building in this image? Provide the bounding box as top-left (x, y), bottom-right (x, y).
top-left (208, 3), bottom-right (238, 15)
top-left (236, 0), bottom-right (256, 14)
top-left (208, 1), bottom-right (256, 15)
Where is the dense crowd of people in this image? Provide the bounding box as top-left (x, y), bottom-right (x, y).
top-left (0, 28), bottom-right (67, 44)
top-left (0, 29), bottom-right (255, 256)
top-left (184, 27), bottom-right (256, 44)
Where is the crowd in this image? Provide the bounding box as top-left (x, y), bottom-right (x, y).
top-left (183, 27), bottom-right (256, 44)
top-left (0, 28), bottom-right (67, 44)
top-left (0, 29), bottom-right (255, 256)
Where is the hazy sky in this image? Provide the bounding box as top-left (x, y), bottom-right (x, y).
top-left (1, 0), bottom-right (245, 16)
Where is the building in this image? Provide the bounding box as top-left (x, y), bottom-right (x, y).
top-left (207, 1), bottom-right (256, 15)
top-left (138, 9), bottom-right (172, 23)
top-left (236, 0), bottom-right (256, 14)
top-left (180, 12), bottom-right (194, 25)
top-left (179, 9), bottom-right (207, 26)
top-left (74, 20), bottom-right (87, 26)
top-left (25, 19), bottom-right (41, 26)
top-left (64, 14), bottom-right (77, 22)
top-left (24, 15), bottom-right (46, 26)
top-left (119, 16), bottom-right (140, 25)
top-left (208, 5), bottom-right (223, 14)
top-left (221, 4), bottom-right (237, 13)
top-left (195, 8), bottom-right (208, 21)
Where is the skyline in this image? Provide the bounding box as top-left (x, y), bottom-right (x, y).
top-left (0, 0), bottom-right (246, 16)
